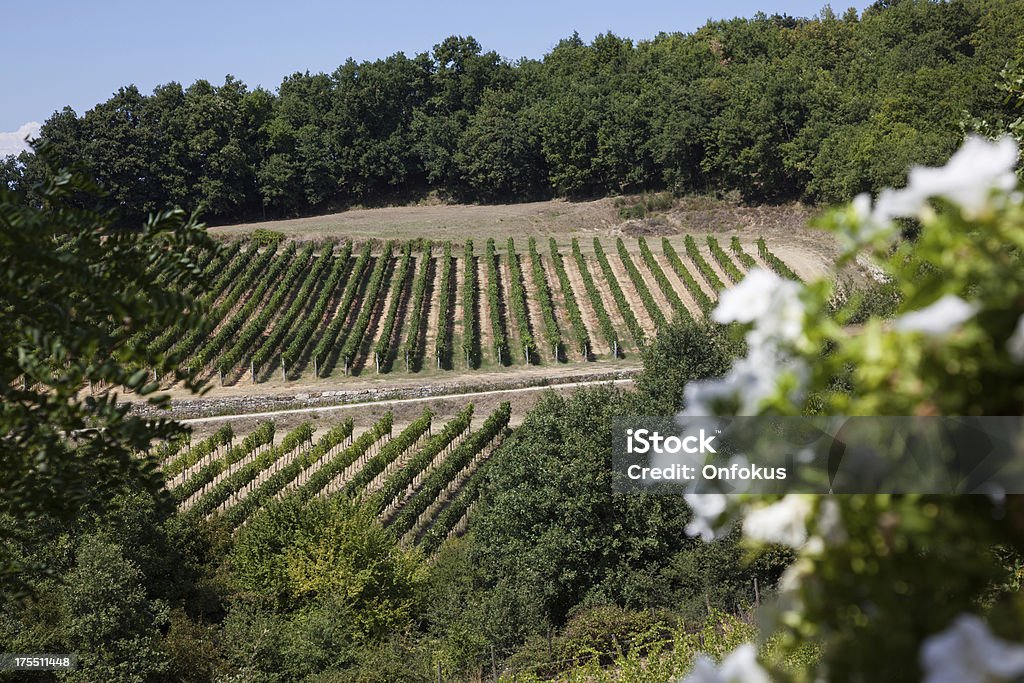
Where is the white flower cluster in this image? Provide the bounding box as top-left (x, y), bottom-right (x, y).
top-left (681, 269), bottom-right (808, 417)
top-left (848, 135), bottom-right (1019, 250)
top-left (741, 495), bottom-right (812, 548)
top-left (893, 294), bottom-right (979, 337)
top-left (673, 134), bottom-right (1024, 682)
top-left (742, 496), bottom-right (845, 551)
top-left (679, 271), bottom-right (812, 542)
top-left (683, 492), bottom-right (728, 542)
top-left (677, 643), bottom-right (769, 683)
top-left (921, 615), bottom-right (1024, 683)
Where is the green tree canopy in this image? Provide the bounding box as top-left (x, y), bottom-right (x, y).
top-left (0, 153), bottom-right (216, 594)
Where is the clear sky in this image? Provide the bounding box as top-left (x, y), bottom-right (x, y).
top-left (0, 0), bottom-right (843, 152)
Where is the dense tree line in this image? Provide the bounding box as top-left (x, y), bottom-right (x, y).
top-left (3, 1), bottom-right (1023, 226)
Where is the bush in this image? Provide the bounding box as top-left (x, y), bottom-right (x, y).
top-left (678, 137), bottom-right (1024, 681)
top-left (250, 228), bottom-right (285, 246)
top-left (557, 606), bottom-right (676, 666)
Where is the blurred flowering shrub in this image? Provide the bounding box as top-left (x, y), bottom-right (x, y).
top-left (679, 136), bottom-right (1024, 682)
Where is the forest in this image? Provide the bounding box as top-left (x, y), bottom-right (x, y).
top-left (3, 0), bottom-right (1024, 225)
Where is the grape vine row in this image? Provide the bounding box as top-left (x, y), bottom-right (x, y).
top-left (338, 241), bottom-right (393, 373)
top-left (662, 238), bottom-right (714, 315)
top-left (684, 235), bottom-right (725, 292)
top-left (593, 238), bottom-right (645, 346)
top-left (756, 237), bottom-right (801, 281)
top-left (163, 424), bottom-right (233, 478)
top-left (251, 245), bottom-right (333, 375)
top-left (281, 242), bottom-right (354, 373)
top-left (528, 237), bottom-right (562, 360)
top-left (484, 239), bottom-right (508, 365)
top-left (506, 238), bottom-right (536, 362)
top-left (313, 242), bottom-right (372, 376)
top-left (223, 419), bottom-right (355, 529)
top-left (184, 423), bottom-right (315, 521)
top-left (175, 242), bottom-right (283, 369)
top-left (549, 238), bottom-right (591, 357)
top-left (374, 241), bottom-right (413, 372)
top-left (730, 236), bottom-right (757, 269)
top-left (402, 240), bottom-right (433, 371)
top-left (571, 239), bottom-right (619, 355)
top-left (637, 237), bottom-right (691, 323)
top-left (388, 402), bottom-right (510, 538)
top-left (292, 412), bottom-right (393, 501)
top-left (373, 405), bottom-right (474, 514)
top-left (462, 240), bottom-right (479, 368)
top-left (342, 408), bottom-right (434, 496)
top-left (218, 242), bottom-right (316, 377)
top-left (172, 421), bottom-right (275, 503)
top-left (707, 236), bottom-right (743, 283)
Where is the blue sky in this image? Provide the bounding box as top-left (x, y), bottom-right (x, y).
top-left (0, 0), bottom-right (844, 153)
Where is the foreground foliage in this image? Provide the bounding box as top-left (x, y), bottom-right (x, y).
top-left (677, 136), bottom-right (1024, 682)
top-left (0, 157), bottom-right (216, 596)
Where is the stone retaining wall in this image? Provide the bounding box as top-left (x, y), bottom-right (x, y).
top-left (126, 368), bottom-right (641, 420)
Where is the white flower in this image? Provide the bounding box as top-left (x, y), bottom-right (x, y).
top-left (679, 644), bottom-right (769, 683)
top-left (893, 295), bottom-right (979, 336)
top-left (682, 354), bottom-right (773, 417)
top-left (1007, 314), bottom-right (1024, 363)
top-left (712, 269), bottom-right (804, 346)
top-left (682, 346), bottom-right (808, 417)
top-left (870, 136), bottom-right (1018, 223)
top-left (851, 191), bottom-right (871, 220)
top-left (845, 191), bottom-right (902, 245)
top-left (712, 269), bottom-right (782, 325)
top-left (871, 185), bottom-right (929, 224)
top-left (689, 269), bottom-right (810, 418)
top-left (682, 377), bottom-right (739, 418)
top-left (747, 291), bottom-right (805, 349)
top-left (906, 135), bottom-right (1018, 218)
top-left (684, 493), bottom-right (728, 541)
top-left (816, 497), bottom-right (847, 546)
top-left (846, 136), bottom-right (1019, 245)
top-left (742, 495), bottom-right (812, 548)
top-left (921, 614), bottom-right (1024, 683)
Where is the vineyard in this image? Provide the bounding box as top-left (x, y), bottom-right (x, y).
top-left (159, 403), bottom-right (512, 553)
top-left (146, 236), bottom-right (801, 384)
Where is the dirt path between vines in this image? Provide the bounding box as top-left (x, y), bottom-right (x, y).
top-left (649, 246), bottom-right (703, 319)
top-left (476, 253), bottom-right (495, 365)
top-left (601, 241), bottom-right (658, 340)
top-left (422, 253), bottom-right (442, 369)
top-left (561, 251), bottom-right (609, 356)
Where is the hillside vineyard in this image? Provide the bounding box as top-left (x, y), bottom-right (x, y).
top-left (154, 403), bottom-right (511, 553)
top-left (140, 236), bottom-right (798, 385)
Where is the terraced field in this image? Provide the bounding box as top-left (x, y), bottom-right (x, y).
top-left (155, 402), bottom-right (512, 554)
